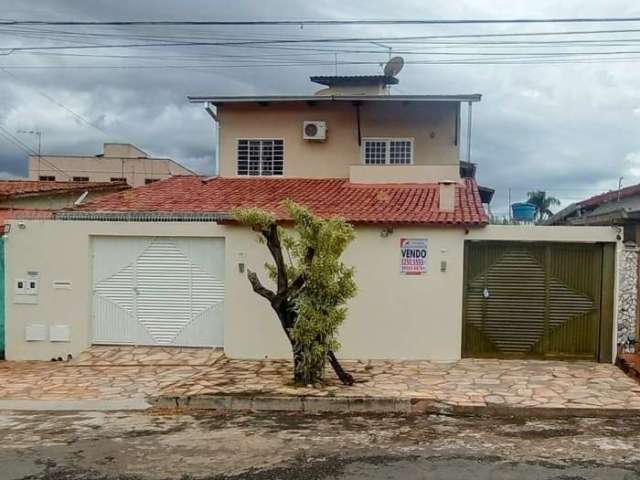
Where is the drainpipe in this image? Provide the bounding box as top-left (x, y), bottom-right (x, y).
top-left (204, 102), bottom-right (220, 176)
top-left (353, 101), bottom-right (362, 146)
top-left (466, 101), bottom-right (473, 163)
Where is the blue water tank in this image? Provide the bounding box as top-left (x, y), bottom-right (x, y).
top-left (511, 202), bottom-right (537, 222)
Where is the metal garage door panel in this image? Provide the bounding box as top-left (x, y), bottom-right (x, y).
top-left (92, 236), bottom-right (224, 347)
top-left (462, 241), bottom-right (611, 361)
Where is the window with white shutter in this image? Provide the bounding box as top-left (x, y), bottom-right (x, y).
top-left (237, 139), bottom-right (284, 176)
top-left (363, 138), bottom-right (413, 165)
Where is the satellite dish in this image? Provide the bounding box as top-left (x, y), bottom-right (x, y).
top-left (384, 56), bottom-right (404, 77)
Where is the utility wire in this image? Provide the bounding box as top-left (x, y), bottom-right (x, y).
top-left (1, 67), bottom-right (114, 138)
top-left (0, 126), bottom-right (72, 179)
top-left (4, 55), bottom-right (640, 69)
top-left (3, 17), bottom-right (640, 26)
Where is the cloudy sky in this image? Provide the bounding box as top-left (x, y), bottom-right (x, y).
top-left (1, 0), bottom-right (639, 215)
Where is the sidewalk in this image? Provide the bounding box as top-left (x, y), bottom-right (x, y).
top-left (0, 346), bottom-right (223, 409)
top-left (154, 357), bottom-right (640, 417)
top-left (3, 348), bottom-right (640, 417)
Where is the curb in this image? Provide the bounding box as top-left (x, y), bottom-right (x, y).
top-left (0, 399), bottom-right (151, 412)
top-left (149, 394), bottom-right (640, 418)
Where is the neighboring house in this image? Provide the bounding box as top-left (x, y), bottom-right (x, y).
top-left (0, 179), bottom-right (129, 359)
top-left (0, 179), bottom-right (130, 231)
top-left (0, 179), bottom-right (130, 210)
top-left (547, 183), bottom-right (640, 240)
top-left (3, 74), bottom-right (620, 364)
top-left (29, 143), bottom-right (197, 187)
top-left (547, 183), bottom-right (640, 352)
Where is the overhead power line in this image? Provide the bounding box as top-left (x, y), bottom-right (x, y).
top-left (0, 125), bottom-right (72, 179)
top-left (3, 17), bottom-right (640, 26)
top-left (1, 67), bottom-right (114, 138)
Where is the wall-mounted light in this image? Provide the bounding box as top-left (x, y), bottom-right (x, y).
top-left (18, 222), bottom-right (26, 230)
top-left (237, 252), bottom-right (247, 273)
top-left (380, 227), bottom-right (394, 238)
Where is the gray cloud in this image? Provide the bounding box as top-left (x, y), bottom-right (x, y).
top-left (1, 0), bottom-right (640, 217)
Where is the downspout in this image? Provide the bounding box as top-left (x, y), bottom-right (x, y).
top-left (205, 101), bottom-right (220, 176)
top-left (353, 101), bottom-right (362, 146)
top-left (466, 101), bottom-right (473, 163)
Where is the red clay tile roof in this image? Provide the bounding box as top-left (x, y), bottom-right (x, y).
top-left (0, 179), bottom-right (129, 200)
top-left (74, 176), bottom-right (488, 226)
top-left (0, 208), bottom-right (53, 222)
top-left (578, 182), bottom-right (640, 209)
top-left (0, 208), bottom-right (54, 233)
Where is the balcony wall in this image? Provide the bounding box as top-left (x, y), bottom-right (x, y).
top-left (349, 164), bottom-right (461, 184)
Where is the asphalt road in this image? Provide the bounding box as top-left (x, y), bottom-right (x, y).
top-left (2, 410), bottom-right (640, 479)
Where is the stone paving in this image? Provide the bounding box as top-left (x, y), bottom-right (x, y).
top-left (0, 345), bottom-right (222, 401)
top-left (72, 345), bottom-right (224, 366)
top-left (0, 362), bottom-right (207, 400)
top-left (3, 346), bottom-right (640, 412)
top-left (161, 357), bottom-right (640, 411)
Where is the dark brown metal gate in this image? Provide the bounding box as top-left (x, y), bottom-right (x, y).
top-left (462, 241), bottom-right (615, 362)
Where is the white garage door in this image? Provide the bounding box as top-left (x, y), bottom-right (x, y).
top-left (92, 237), bottom-right (224, 347)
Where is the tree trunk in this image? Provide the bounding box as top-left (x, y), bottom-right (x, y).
top-left (245, 229), bottom-right (355, 387)
top-left (327, 350), bottom-right (354, 386)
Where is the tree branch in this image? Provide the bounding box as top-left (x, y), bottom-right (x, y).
top-left (327, 350), bottom-right (354, 386)
top-left (247, 269), bottom-right (276, 302)
top-left (288, 246), bottom-right (316, 296)
top-left (261, 223), bottom-right (289, 296)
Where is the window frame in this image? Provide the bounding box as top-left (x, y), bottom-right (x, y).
top-left (361, 137), bottom-right (415, 166)
top-left (236, 138), bottom-right (285, 177)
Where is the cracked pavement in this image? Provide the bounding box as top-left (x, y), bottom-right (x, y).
top-left (2, 410), bottom-right (640, 479)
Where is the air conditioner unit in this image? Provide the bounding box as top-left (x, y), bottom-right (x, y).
top-left (303, 121), bottom-right (327, 141)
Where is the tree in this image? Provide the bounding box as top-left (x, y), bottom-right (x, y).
top-left (234, 201), bottom-right (357, 386)
top-left (527, 190), bottom-right (561, 223)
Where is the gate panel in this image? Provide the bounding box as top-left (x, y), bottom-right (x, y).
top-left (92, 236), bottom-right (225, 347)
top-left (462, 241), bottom-right (612, 361)
top-left (0, 237), bottom-right (4, 359)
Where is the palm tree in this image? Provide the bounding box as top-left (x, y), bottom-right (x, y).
top-left (527, 190), bottom-right (561, 223)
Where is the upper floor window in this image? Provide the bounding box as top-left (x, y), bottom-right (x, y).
top-left (145, 178), bottom-right (160, 185)
top-left (110, 177), bottom-right (127, 183)
top-left (237, 139), bottom-right (283, 176)
top-left (39, 175), bottom-right (55, 181)
top-left (363, 138), bottom-right (413, 165)
top-left (72, 176), bottom-right (89, 182)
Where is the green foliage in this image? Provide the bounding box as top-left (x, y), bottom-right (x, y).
top-left (232, 207), bottom-right (276, 232)
top-left (526, 190), bottom-right (561, 223)
top-left (234, 201), bottom-right (357, 385)
top-left (284, 201), bottom-right (356, 384)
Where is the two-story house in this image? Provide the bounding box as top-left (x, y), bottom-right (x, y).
top-left (3, 74), bottom-right (619, 366)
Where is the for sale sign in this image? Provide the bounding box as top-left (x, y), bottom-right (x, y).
top-left (400, 238), bottom-right (428, 275)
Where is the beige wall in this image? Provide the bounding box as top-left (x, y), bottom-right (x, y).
top-left (29, 156), bottom-right (194, 187)
top-left (102, 143), bottom-right (148, 158)
top-left (4, 221), bottom-right (620, 362)
top-left (218, 101), bottom-right (460, 179)
top-left (349, 165), bottom-right (461, 184)
top-left (4, 220), bottom-right (466, 361)
top-left (467, 225), bottom-right (620, 243)
top-left (0, 189), bottom-right (123, 210)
